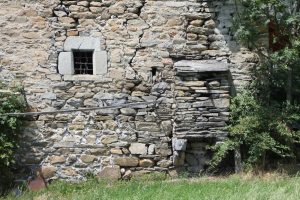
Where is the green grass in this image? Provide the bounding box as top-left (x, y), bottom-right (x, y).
top-left (2, 174), bottom-right (300, 200)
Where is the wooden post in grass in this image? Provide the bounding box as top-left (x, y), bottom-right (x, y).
top-left (234, 146), bottom-right (242, 173)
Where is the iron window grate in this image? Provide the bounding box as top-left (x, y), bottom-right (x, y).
top-left (73, 51), bottom-right (93, 75)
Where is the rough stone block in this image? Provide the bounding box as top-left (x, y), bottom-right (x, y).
top-left (214, 98), bottom-right (230, 108)
top-left (80, 155), bottom-right (97, 163)
top-left (192, 98), bottom-right (230, 108)
top-left (120, 108), bottom-right (136, 116)
top-left (172, 138), bottom-right (187, 151)
top-left (161, 120), bottom-right (173, 136)
top-left (123, 170), bottom-right (132, 180)
top-left (41, 166), bottom-right (57, 179)
top-left (98, 166), bottom-right (121, 180)
top-left (182, 81), bottom-right (205, 87)
top-left (152, 82), bottom-right (170, 93)
top-left (156, 145), bottom-right (172, 156)
top-left (157, 160), bottom-right (173, 168)
top-left (41, 92), bottom-right (57, 100)
top-left (173, 151), bottom-right (185, 166)
top-left (62, 168), bottom-right (77, 176)
top-left (111, 148), bottom-right (123, 155)
top-left (136, 122), bottom-right (160, 132)
top-left (59, 17), bottom-right (76, 28)
top-left (113, 157), bottom-right (139, 167)
top-left (49, 156), bottom-right (66, 164)
top-left (148, 144), bottom-right (156, 155)
top-left (139, 159), bottom-right (154, 167)
top-left (192, 100), bottom-right (214, 108)
top-left (129, 143), bottom-right (147, 155)
top-left (93, 92), bottom-right (114, 100)
top-left (101, 135), bottom-right (118, 144)
top-left (90, 148), bottom-right (109, 156)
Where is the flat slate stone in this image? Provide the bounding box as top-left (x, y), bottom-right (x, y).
top-left (174, 60), bottom-right (229, 73)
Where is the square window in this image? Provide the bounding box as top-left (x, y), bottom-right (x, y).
top-left (58, 37), bottom-right (108, 76)
top-left (73, 51), bottom-right (94, 75)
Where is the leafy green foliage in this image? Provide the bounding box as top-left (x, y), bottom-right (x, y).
top-left (209, 0), bottom-right (300, 171)
top-left (210, 91), bottom-right (300, 170)
top-left (0, 84), bottom-right (27, 193)
top-left (233, 0), bottom-right (300, 103)
top-left (233, 0), bottom-right (300, 48)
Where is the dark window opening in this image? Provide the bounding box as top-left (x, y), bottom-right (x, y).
top-left (73, 51), bottom-right (93, 75)
top-left (150, 67), bottom-right (158, 83)
top-left (152, 67), bottom-right (157, 77)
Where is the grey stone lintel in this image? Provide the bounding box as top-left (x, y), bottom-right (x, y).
top-left (174, 60), bottom-right (229, 73)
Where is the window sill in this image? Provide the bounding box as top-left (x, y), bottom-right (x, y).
top-left (63, 75), bottom-right (112, 82)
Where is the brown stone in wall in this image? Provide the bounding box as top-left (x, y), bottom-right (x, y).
top-left (41, 166), bottom-right (57, 179)
top-left (98, 166), bottom-right (121, 180)
top-left (113, 157), bottom-right (139, 167)
top-left (129, 143), bottom-right (147, 155)
top-left (49, 156), bottom-right (66, 164)
top-left (100, 135), bottom-right (119, 144)
top-left (80, 155), bottom-right (97, 163)
top-left (139, 159), bottom-right (155, 168)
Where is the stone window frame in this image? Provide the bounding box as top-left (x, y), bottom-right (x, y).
top-left (58, 36), bottom-right (107, 77)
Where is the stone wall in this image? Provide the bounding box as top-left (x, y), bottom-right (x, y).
top-left (0, 0), bottom-right (258, 181)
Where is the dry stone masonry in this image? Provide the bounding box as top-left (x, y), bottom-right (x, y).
top-left (0, 0), bottom-right (258, 180)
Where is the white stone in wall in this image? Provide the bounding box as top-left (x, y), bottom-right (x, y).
top-left (58, 52), bottom-right (74, 75)
top-left (172, 138), bottom-right (187, 151)
top-left (129, 143), bottom-right (147, 155)
top-left (93, 51), bottom-right (107, 75)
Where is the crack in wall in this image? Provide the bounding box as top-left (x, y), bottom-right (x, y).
top-left (127, 0), bottom-right (151, 83)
